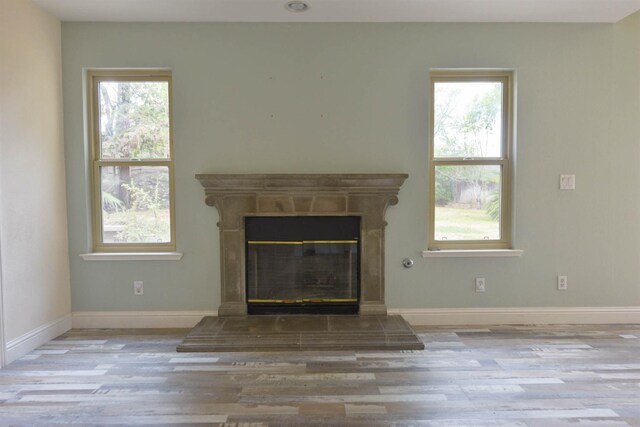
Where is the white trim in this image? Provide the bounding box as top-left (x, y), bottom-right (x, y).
top-left (72, 311), bottom-right (216, 329)
top-left (5, 314), bottom-right (72, 364)
top-left (390, 307), bottom-right (640, 326)
top-left (422, 249), bottom-right (524, 258)
top-left (0, 162), bottom-right (5, 368)
top-left (79, 252), bottom-right (184, 261)
top-left (0, 233), bottom-right (5, 368)
top-left (70, 307), bottom-right (640, 330)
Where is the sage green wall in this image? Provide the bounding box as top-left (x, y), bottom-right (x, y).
top-left (62, 17), bottom-right (640, 312)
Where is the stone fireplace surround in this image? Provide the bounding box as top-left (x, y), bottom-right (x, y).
top-left (196, 174), bottom-right (409, 316)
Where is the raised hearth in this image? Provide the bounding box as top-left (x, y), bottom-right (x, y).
top-left (177, 315), bottom-right (424, 352)
top-left (196, 174), bottom-right (408, 316)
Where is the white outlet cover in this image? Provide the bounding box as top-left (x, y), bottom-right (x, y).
top-left (134, 281), bottom-right (144, 295)
top-left (560, 174), bottom-right (576, 190)
top-left (557, 276), bottom-right (568, 290)
top-left (475, 278), bottom-right (486, 292)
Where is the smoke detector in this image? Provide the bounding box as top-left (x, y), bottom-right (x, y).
top-left (285, 1), bottom-right (309, 12)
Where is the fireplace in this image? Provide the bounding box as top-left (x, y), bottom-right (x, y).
top-left (196, 174), bottom-right (408, 316)
top-left (246, 216), bottom-right (360, 314)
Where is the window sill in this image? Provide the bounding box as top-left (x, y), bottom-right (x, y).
top-left (422, 249), bottom-right (523, 258)
top-left (79, 252), bottom-right (183, 261)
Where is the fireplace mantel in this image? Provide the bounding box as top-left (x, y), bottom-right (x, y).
top-left (196, 173), bottom-right (408, 316)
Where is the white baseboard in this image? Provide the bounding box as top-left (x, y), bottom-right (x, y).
top-left (72, 311), bottom-right (217, 329)
top-left (72, 307), bottom-right (640, 329)
top-left (389, 307), bottom-right (640, 326)
top-left (6, 314), bottom-right (72, 364)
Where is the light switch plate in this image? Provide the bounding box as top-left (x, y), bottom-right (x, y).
top-left (560, 174), bottom-right (576, 190)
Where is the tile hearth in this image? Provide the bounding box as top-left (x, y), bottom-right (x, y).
top-left (177, 315), bottom-right (425, 352)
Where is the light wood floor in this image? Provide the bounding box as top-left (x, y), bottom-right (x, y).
top-left (1, 324), bottom-right (639, 426)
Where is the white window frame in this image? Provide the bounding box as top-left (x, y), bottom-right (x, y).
top-left (428, 70), bottom-right (513, 250)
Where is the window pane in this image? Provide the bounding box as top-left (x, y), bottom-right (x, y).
top-left (434, 165), bottom-right (501, 241)
top-left (433, 81), bottom-right (502, 158)
top-left (98, 81), bottom-right (170, 159)
top-left (101, 166), bottom-right (171, 244)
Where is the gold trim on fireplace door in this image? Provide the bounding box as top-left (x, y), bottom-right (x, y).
top-left (247, 240), bottom-right (358, 245)
top-left (248, 241), bottom-right (302, 245)
top-left (248, 299), bottom-right (358, 303)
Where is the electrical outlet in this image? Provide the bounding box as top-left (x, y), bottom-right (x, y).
top-left (557, 276), bottom-right (568, 291)
top-left (475, 277), bottom-right (486, 293)
top-left (134, 281), bottom-right (144, 295)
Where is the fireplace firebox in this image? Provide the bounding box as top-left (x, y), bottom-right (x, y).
top-left (246, 216), bottom-right (360, 314)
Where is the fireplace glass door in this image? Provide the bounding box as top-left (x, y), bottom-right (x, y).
top-left (246, 216), bottom-right (360, 314)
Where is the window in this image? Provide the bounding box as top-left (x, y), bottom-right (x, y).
top-left (429, 71), bottom-right (513, 250)
top-left (88, 70), bottom-right (175, 252)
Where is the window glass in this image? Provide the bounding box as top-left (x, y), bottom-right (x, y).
top-left (433, 81), bottom-right (502, 158)
top-left (100, 166), bottom-right (171, 244)
top-left (434, 165), bottom-right (501, 241)
top-left (98, 81), bottom-right (170, 159)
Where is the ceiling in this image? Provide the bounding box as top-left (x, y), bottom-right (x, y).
top-left (33, 0), bottom-right (640, 23)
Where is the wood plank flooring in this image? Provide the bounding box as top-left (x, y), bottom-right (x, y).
top-left (1, 324), bottom-right (639, 426)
